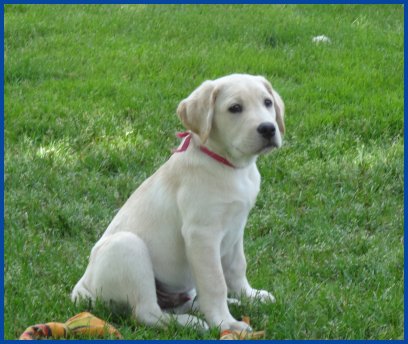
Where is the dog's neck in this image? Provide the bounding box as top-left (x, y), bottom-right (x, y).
top-left (175, 132), bottom-right (236, 168)
top-left (175, 131), bottom-right (258, 169)
top-left (198, 134), bottom-right (258, 170)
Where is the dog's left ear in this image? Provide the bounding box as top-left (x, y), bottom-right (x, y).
top-left (177, 80), bottom-right (218, 144)
top-left (258, 76), bottom-right (285, 135)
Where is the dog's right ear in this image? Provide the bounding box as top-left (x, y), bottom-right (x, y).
top-left (177, 80), bottom-right (218, 144)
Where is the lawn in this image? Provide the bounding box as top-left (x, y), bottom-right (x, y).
top-left (4, 4), bottom-right (404, 340)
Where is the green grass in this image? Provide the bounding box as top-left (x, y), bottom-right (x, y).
top-left (4, 4), bottom-right (403, 340)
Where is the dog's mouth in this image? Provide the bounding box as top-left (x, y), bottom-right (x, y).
top-left (233, 139), bottom-right (280, 158)
top-left (256, 141), bottom-right (279, 155)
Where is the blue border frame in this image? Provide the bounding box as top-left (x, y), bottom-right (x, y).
top-left (2, 1), bottom-right (405, 342)
top-left (1, 3), bottom-right (4, 343)
top-left (403, 2), bottom-right (407, 342)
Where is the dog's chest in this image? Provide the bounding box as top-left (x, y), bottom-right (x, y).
top-left (219, 169), bottom-right (260, 249)
top-left (231, 165), bottom-right (260, 208)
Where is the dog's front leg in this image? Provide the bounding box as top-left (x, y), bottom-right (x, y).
top-left (183, 228), bottom-right (252, 332)
top-left (223, 238), bottom-right (275, 303)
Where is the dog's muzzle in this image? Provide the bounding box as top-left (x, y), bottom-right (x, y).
top-left (256, 122), bottom-right (280, 153)
top-left (257, 122), bottom-right (276, 140)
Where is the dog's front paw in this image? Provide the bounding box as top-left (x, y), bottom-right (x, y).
top-left (174, 314), bottom-right (209, 331)
top-left (248, 289), bottom-right (276, 303)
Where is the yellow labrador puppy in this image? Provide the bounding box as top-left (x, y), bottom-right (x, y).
top-left (72, 74), bottom-right (285, 332)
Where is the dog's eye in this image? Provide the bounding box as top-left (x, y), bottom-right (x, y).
top-left (264, 99), bottom-right (273, 108)
top-left (228, 104), bottom-right (243, 113)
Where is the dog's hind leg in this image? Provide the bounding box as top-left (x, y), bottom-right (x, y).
top-left (72, 231), bottom-right (207, 330)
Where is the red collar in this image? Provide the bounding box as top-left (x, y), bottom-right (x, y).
top-left (174, 132), bottom-right (235, 168)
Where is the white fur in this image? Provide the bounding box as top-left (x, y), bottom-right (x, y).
top-left (71, 74), bottom-right (285, 332)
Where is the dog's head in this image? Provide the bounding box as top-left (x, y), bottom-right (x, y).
top-left (177, 74), bottom-right (285, 167)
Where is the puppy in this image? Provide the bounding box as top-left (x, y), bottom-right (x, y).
top-left (72, 74), bottom-right (285, 332)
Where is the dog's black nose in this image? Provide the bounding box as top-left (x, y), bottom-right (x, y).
top-left (257, 122), bottom-right (276, 139)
